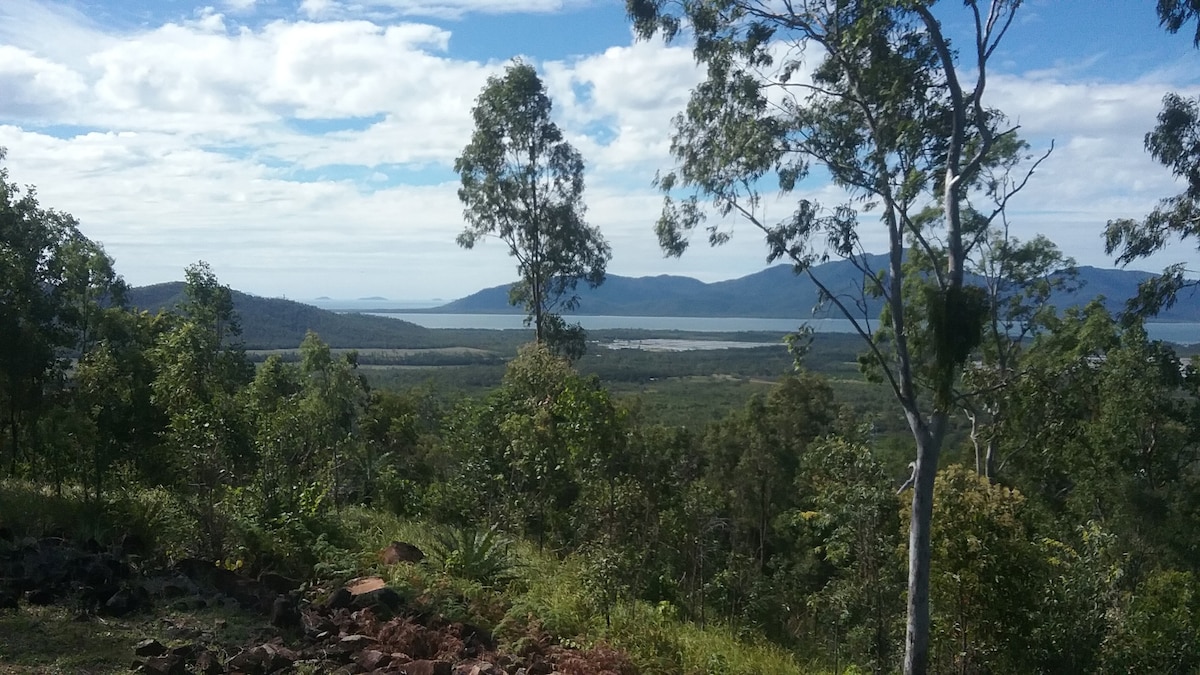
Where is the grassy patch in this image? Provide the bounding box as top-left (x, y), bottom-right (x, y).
top-left (334, 508), bottom-right (817, 674)
top-left (0, 605), bottom-right (134, 674)
top-left (0, 604), bottom-right (265, 675)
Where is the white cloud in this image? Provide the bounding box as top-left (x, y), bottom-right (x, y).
top-left (300, 0), bottom-right (337, 20)
top-left (544, 38), bottom-right (702, 172)
top-left (0, 2), bottom-right (1196, 300)
top-left (299, 0), bottom-right (595, 21)
top-left (0, 46), bottom-right (87, 117)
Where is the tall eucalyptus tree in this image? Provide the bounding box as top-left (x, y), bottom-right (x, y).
top-left (455, 62), bottom-right (611, 359)
top-left (625, 2), bottom-right (1044, 671)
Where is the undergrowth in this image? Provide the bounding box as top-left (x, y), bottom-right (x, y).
top-left (0, 483), bottom-right (821, 674)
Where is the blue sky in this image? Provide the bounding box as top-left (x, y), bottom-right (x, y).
top-left (1, 0), bottom-right (1198, 301)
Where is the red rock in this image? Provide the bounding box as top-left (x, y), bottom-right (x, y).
top-left (346, 576), bottom-right (387, 595)
top-left (400, 659), bottom-right (453, 675)
top-left (380, 541), bottom-right (425, 565)
top-left (358, 649), bottom-right (393, 671)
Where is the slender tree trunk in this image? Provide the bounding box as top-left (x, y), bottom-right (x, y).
top-left (984, 436), bottom-right (998, 481)
top-left (904, 411), bottom-right (946, 675)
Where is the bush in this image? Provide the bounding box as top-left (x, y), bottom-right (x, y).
top-left (427, 523), bottom-right (516, 587)
top-left (1100, 569), bottom-right (1200, 674)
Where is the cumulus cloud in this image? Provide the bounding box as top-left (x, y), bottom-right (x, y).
top-left (298, 0), bottom-right (595, 21)
top-left (0, 1), bottom-right (1196, 299)
top-left (0, 46), bottom-right (87, 118)
top-left (543, 38), bottom-right (702, 173)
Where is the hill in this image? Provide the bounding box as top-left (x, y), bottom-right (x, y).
top-left (127, 283), bottom-right (435, 349)
top-left (430, 258), bottom-right (1200, 321)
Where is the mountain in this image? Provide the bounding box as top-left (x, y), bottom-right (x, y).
top-left (127, 283), bottom-right (435, 349)
top-left (430, 258), bottom-right (1200, 322)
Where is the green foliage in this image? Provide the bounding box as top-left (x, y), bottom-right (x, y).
top-left (501, 547), bottom-right (809, 675)
top-left (0, 149), bottom-right (127, 478)
top-left (1100, 569), bottom-right (1200, 673)
top-left (1104, 6), bottom-right (1200, 315)
top-left (796, 437), bottom-right (904, 673)
top-left (925, 466), bottom-right (1044, 673)
top-left (427, 523), bottom-right (516, 588)
top-left (455, 61), bottom-right (611, 356)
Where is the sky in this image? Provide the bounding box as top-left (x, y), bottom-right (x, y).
top-left (1, 0), bottom-right (1198, 301)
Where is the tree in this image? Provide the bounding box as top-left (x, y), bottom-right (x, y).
top-left (1158, 0), bottom-right (1200, 46)
top-left (1104, 3), bottom-right (1200, 315)
top-left (72, 309), bottom-right (165, 502)
top-left (625, 2), bottom-right (1043, 671)
top-left (151, 262), bottom-right (252, 557)
top-left (960, 231), bottom-right (1077, 479)
top-left (455, 61), bottom-right (611, 358)
top-left (0, 147), bottom-right (127, 476)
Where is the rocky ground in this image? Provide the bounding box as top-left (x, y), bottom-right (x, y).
top-left (0, 532), bottom-right (637, 675)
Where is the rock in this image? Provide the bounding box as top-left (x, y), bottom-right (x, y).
top-left (303, 610), bottom-right (338, 639)
top-left (224, 644), bottom-right (298, 674)
top-left (401, 660), bottom-right (453, 675)
top-left (103, 586), bottom-right (147, 617)
top-left (457, 621), bottom-right (497, 652)
top-left (326, 587), bottom-right (353, 610)
top-left (81, 582), bottom-right (119, 609)
top-left (133, 638), bottom-right (167, 657)
top-left (117, 532), bottom-right (148, 556)
top-left (347, 576), bottom-right (387, 595)
top-left (351, 586), bottom-right (404, 617)
top-left (357, 649), bottom-right (392, 671)
top-left (168, 643), bottom-right (202, 661)
top-left (137, 654), bottom-right (187, 675)
top-left (526, 660), bottom-right (553, 675)
top-left (453, 661), bottom-right (505, 675)
top-left (225, 648), bottom-right (267, 674)
top-left (270, 594), bottom-right (301, 630)
top-left (336, 634), bottom-right (378, 653)
top-left (257, 643), bottom-right (300, 672)
top-left (380, 541), bottom-right (425, 565)
top-left (194, 648), bottom-right (222, 675)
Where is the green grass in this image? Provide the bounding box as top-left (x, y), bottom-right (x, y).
top-left (334, 506), bottom-right (820, 675)
top-left (0, 485), bottom-right (830, 675)
top-left (0, 602), bottom-right (266, 675)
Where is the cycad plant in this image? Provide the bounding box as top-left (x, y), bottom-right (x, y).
top-left (427, 523), bottom-right (515, 587)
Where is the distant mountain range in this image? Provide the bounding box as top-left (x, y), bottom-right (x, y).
top-left (429, 256), bottom-right (1198, 321)
top-left (124, 259), bottom-right (1197, 352)
top-left (127, 283), bottom-right (434, 350)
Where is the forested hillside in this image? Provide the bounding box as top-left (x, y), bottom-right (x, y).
top-left (128, 282), bottom-right (435, 349)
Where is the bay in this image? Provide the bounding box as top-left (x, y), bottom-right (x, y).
top-left (368, 312), bottom-right (1200, 344)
